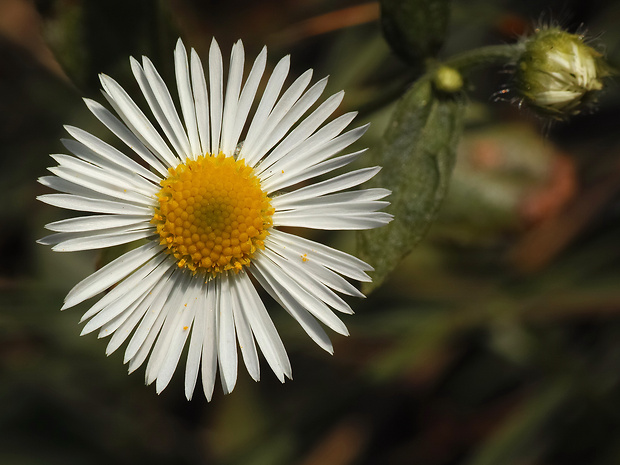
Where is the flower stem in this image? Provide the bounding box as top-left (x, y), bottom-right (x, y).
top-left (443, 43), bottom-right (526, 73)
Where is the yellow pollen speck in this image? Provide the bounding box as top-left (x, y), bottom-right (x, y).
top-left (152, 152), bottom-right (274, 277)
top-left (183, 326), bottom-right (189, 331)
top-left (301, 254), bottom-right (308, 262)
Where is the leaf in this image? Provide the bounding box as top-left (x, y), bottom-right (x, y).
top-left (357, 78), bottom-right (465, 293)
top-left (380, 0), bottom-right (452, 65)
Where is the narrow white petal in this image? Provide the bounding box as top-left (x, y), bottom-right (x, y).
top-left (51, 229), bottom-right (155, 252)
top-left (220, 40), bottom-right (244, 155)
top-left (45, 214), bottom-right (151, 233)
top-left (201, 278), bottom-right (218, 401)
top-left (140, 55), bottom-right (192, 158)
top-left (80, 254), bottom-right (172, 333)
top-left (250, 262), bottom-right (333, 354)
top-left (174, 39), bottom-right (202, 158)
top-left (273, 211), bottom-right (392, 230)
top-left (49, 164), bottom-right (154, 206)
top-left (230, 47), bottom-right (267, 157)
top-left (236, 271), bottom-right (291, 381)
top-left (230, 277), bottom-right (260, 381)
top-left (256, 250), bottom-right (349, 335)
top-left (39, 175), bottom-right (117, 200)
top-left (61, 138), bottom-right (161, 196)
top-left (248, 70), bottom-right (315, 163)
top-left (209, 39), bottom-right (224, 154)
top-left (241, 55), bottom-right (290, 166)
top-left (37, 193), bottom-right (153, 216)
top-left (39, 224), bottom-right (149, 245)
top-left (51, 150), bottom-right (156, 199)
top-left (61, 242), bottom-right (163, 310)
top-left (185, 287), bottom-right (207, 400)
top-left (218, 274), bottom-right (238, 395)
top-left (124, 270), bottom-right (176, 364)
top-left (145, 272), bottom-right (192, 384)
top-left (155, 277), bottom-right (202, 394)
top-left (263, 245), bottom-right (354, 314)
top-left (261, 123), bottom-right (368, 191)
top-left (97, 293), bottom-right (148, 340)
top-left (266, 234), bottom-right (365, 298)
top-left (100, 73), bottom-right (179, 167)
top-left (105, 281), bottom-right (164, 356)
top-left (83, 98), bottom-right (168, 177)
top-left (265, 151), bottom-right (364, 193)
top-left (256, 88), bottom-right (342, 175)
top-left (273, 166), bottom-right (381, 206)
top-left (270, 229), bottom-right (373, 281)
top-left (63, 125), bottom-right (163, 185)
top-left (190, 48), bottom-right (210, 156)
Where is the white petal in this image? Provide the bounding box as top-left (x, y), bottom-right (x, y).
top-left (63, 125), bottom-right (163, 185)
top-left (45, 214), bottom-right (151, 233)
top-left (273, 210), bottom-right (392, 230)
top-left (236, 271), bottom-right (291, 381)
top-left (263, 244), bottom-right (354, 314)
top-left (139, 55), bottom-right (192, 158)
top-left (37, 193), bottom-right (153, 216)
top-left (201, 278), bottom-right (218, 401)
top-left (50, 229), bottom-right (154, 252)
top-left (185, 286), bottom-right (207, 400)
top-left (248, 69), bottom-right (315, 163)
top-left (218, 273), bottom-right (238, 394)
top-left (273, 166), bottom-right (381, 206)
top-left (190, 48), bottom-right (210, 156)
top-left (105, 281), bottom-right (165, 356)
top-left (174, 39), bottom-right (202, 158)
top-left (250, 261), bottom-right (333, 354)
top-left (209, 39), bottom-right (224, 154)
top-left (261, 123), bottom-right (368, 192)
top-left (229, 47), bottom-right (267, 158)
top-left (266, 151), bottom-right (364, 193)
top-left (100, 73), bottom-right (179, 167)
top-left (220, 40), bottom-right (244, 156)
top-left (144, 272), bottom-right (193, 384)
top-left (230, 276), bottom-right (260, 381)
top-left (124, 270), bottom-right (176, 364)
top-left (256, 250), bottom-right (349, 335)
top-left (61, 241), bottom-right (163, 310)
top-left (266, 233), bottom-right (365, 298)
top-left (241, 55), bottom-right (290, 166)
top-left (83, 98), bottom-right (168, 177)
top-left (269, 229), bottom-right (372, 281)
top-left (80, 254), bottom-right (172, 333)
top-left (154, 277), bottom-right (202, 394)
top-left (256, 88), bottom-right (342, 175)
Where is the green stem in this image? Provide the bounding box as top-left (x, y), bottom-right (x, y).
top-left (443, 43), bottom-right (526, 73)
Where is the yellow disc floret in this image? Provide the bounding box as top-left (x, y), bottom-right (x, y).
top-left (152, 153), bottom-right (274, 276)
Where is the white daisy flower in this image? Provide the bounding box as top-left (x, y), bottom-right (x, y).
top-left (38, 38), bottom-right (391, 400)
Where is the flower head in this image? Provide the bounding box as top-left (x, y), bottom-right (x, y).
top-left (38, 38), bottom-right (391, 400)
top-left (515, 27), bottom-right (608, 118)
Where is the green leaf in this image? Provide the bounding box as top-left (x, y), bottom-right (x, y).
top-left (380, 0), bottom-right (452, 65)
top-left (357, 78), bottom-right (465, 293)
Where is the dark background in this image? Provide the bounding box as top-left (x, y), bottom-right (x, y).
top-left (2, 0), bottom-right (620, 463)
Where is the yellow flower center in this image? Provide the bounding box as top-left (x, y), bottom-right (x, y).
top-left (152, 153), bottom-right (274, 276)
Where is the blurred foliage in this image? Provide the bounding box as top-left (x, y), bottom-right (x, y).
top-left (2, 0), bottom-right (620, 464)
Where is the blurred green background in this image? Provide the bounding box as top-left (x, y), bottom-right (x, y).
top-left (3, 0), bottom-right (620, 463)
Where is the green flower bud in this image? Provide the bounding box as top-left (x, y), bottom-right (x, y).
top-left (515, 27), bottom-right (608, 119)
top-left (433, 65), bottom-right (464, 94)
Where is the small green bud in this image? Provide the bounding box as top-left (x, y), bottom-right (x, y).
top-left (515, 27), bottom-right (608, 118)
top-left (433, 65), bottom-right (464, 94)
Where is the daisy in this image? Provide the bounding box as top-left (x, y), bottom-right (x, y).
top-left (38, 38), bottom-right (391, 400)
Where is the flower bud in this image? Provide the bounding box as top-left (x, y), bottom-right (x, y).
top-left (515, 27), bottom-right (608, 118)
